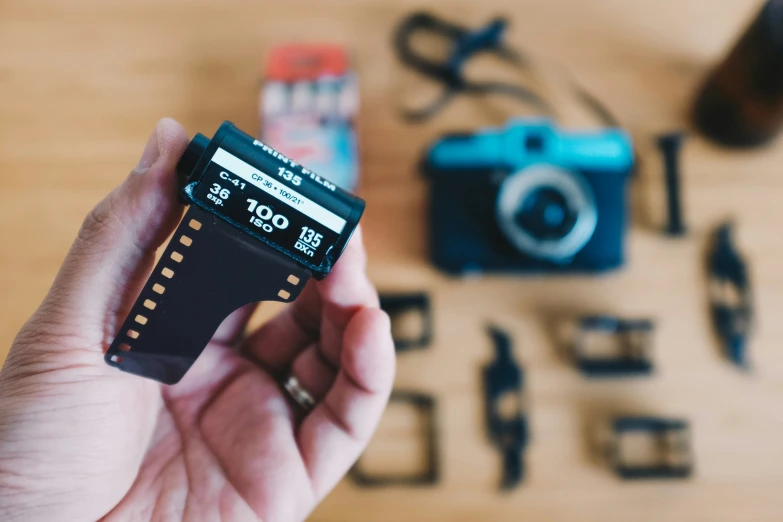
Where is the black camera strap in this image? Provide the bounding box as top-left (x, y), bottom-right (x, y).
top-left (393, 12), bottom-right (551, 122)
top-left (393, 12), bottom-right (619, 127)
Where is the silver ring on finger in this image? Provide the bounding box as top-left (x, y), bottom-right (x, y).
top-left (282, 375), bottom-right (316, 413)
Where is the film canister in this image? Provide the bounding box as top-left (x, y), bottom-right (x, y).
top-left (104, 121), bottom-right (365, 384)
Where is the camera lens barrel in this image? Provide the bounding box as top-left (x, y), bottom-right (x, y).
top-left (496, 165), bottom-right (598, 263)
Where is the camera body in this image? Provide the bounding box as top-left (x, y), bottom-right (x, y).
top-left (422, 119), bottom-right (634, 275)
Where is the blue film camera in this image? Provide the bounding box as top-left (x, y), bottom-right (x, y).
top-left (422, 119), bottom-right (634, 274)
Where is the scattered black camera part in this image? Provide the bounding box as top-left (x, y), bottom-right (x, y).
top-left (105, 122), bottom-right (365, 385)
top-left (349, 391), bottom-right (440, 487)
top-left (573, 316), bottom-right (654, 378)
top-left (483, 326), bottom-right (529, 491)
top-left (707, 222), bottom-right (753, 369)
top-left (379, 293), bottom-right (433, 352)
top-left (608, 417), bottom-right (693, 480)
top-left (656, 132), bottom-right (687, 237)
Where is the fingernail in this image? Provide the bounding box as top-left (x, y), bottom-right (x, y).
top-left (136, 123), bottom-right (161, 171)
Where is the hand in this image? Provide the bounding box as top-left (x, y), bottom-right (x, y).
top-left (0, 119), bottom-right (395, 522)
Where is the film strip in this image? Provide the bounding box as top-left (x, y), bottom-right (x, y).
top-left (104, 205), bottom-right (311, 385)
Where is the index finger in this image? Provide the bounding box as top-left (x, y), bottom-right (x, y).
top-left (313, 226), bottom-right (380, 366)
top-left (241, 225), bottom-right (378, 372)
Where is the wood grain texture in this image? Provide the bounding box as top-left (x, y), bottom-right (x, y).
top-left (1, 1), bottom-right (782, 520)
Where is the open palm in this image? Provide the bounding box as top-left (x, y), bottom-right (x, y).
top-left (0, 119), bottom-right (394, 522)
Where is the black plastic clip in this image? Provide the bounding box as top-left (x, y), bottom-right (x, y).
top-left (573, 316), bottom-right (655, 377)
top-left (380, 293), bottom-right (433, 352)
top-left (349, 391), bottom-right (439, 487)
top-left (656, 132), bottom-right (687, 236)
top-left (483, 326), bottom-right (529, 490)
top-left (707, 222), bottom-right (753, 368)
top-left (609, 417), bottom-right (693, 480)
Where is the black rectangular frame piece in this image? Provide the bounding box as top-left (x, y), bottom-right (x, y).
top-left (574, 316), bottom-right (654, 377)
top-left (609, 416), bottom-right (693, 480)
top-left (380, 293), bottom-right (433, 352)
top-left (349, 391), bottom-right (439, 487)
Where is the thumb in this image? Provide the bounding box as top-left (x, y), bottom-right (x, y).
top-left (19, 118), bottom-right (190, 353)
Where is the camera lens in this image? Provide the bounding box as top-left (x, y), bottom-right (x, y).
top-left (513, 188), bottom-right (577, 241)
top-left (495, 165), bottom-right (598, 263)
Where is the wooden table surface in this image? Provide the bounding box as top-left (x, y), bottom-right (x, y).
top-left (2, 0), bottom-right (783, 520)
